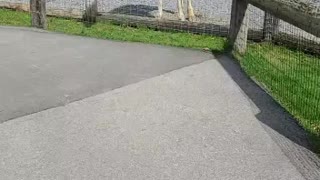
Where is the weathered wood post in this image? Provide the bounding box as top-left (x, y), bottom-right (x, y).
top-left (30, 0), bottom-right (46, 29)
top-left (263, 12), bottom-right (279, 41)
top-left (228, 0), bottom-right (249, 55)
top-left (83, 0), bottom-right (98, 23)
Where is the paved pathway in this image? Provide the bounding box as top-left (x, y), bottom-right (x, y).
top-left (0, 26), bottom-right (211, 123)
top-left (0, 27), bottom-right (319, 180)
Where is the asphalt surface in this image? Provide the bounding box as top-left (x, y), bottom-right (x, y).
top-left (0, 26), bottom-right (212, 123)
top-left (0, 27), bottom-right (320, 179)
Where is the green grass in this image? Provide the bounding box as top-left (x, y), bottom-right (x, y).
top-left (0, 8), bottom-right (31, 26)
top-left (242, 43), bottom-right (320, 152)
top-left (0, 8), bottom-right (226, 52)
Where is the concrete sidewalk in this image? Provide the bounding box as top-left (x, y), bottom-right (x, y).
top-left (0, 27), bottom-right (319, 180)
top-left (0, 26), bottom-right (212, 123)
top-left (0, 60), bottom-right (306, 179)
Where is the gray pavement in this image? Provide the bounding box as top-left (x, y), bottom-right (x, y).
top-left (0, 27), bottom-right (319, 179)
top-left (0, 26), bottom-right (212, 123)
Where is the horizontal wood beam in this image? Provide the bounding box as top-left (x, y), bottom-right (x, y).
top-left (248, 0), bottom-right (320, 37)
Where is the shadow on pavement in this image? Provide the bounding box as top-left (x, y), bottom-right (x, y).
top-left (216, 55), bottom-right (320, 179)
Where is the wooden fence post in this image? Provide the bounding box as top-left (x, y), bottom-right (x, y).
top-left (228, 0), bottom-right (249, 55)
top-left (83, 0), bottom-right (98, 23)
top-left (30, 0), bottom-right (46, 29)
top-left (263, 12), bottom-right (279, 41)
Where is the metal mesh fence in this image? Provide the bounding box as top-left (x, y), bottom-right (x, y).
top-left (95, 0), bottom-right (232, 36)
top-left (241, 3), bottom-right (320, 143)
top-left (0, 1), bottom-right (282, 36)
top-left (0, 0), bottom-right (233, 35)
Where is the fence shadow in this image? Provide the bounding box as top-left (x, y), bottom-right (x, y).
top-left (216, 54), bottom-right (320, 177)
top-left (216, 55), bottom-right (317, 151)
top-left (109, 4), bottom-right (174, 18)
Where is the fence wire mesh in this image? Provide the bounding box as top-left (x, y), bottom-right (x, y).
top-left (0, 0), bottom-right (233, 35)
top-left (241, 3), bottom-right (320, 143)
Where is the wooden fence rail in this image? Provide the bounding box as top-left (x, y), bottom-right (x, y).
top-left (229, 0), bottom-right (320, 54)
top-left (249, 0), bottom-right (320, 38)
